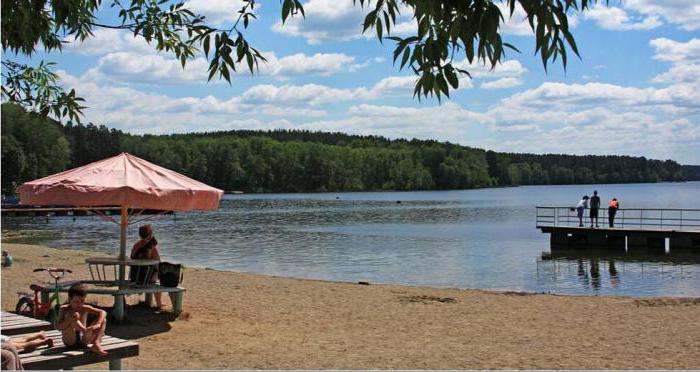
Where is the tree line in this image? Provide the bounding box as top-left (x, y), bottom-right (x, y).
top-left (2, 103), bottom-right (697, 194)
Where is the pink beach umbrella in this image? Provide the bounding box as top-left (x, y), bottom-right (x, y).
top-left (18, 152), bottom-right (223, 282)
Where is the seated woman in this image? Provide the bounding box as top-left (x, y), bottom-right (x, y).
top-left (130, 224), bottom-right (165, 311)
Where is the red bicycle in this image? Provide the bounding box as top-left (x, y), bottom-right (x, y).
top-left (16, 268), bottom-right (72, 323)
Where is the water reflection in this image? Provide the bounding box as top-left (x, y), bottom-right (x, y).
top-left (538, 248), bottom-right (700, 294)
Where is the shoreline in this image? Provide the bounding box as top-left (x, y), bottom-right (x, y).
top-left (2, 237), bottom-right (698, 299)
top-left (2, 243), bottom-right (700, 369)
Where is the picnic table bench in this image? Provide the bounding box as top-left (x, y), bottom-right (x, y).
top-left (0, 311), bottom-right (52, 336)
top-left (2, 312), bottom-right (138, 370)
top-left (39, 283), bottom-right (185, 322)
top-left (9, 330), bottom-right (138, 370)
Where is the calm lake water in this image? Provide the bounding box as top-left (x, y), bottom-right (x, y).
top-left (3, 182), bottom-right (700, 297)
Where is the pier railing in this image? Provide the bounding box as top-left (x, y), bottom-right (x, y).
top-left (536, 207), bottom-right (700, 231)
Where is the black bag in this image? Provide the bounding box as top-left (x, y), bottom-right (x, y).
top-left (158, 262), bottom-right (182, 287)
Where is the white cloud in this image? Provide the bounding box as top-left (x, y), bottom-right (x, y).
top-left (480, 80), bottom-right (700, 162)
top-left (262, 52), bottom-right (357, 76)
top-left (480, 77), bottom-right (523, 90)
top-left (186, 0), bottom-right (250, 26)
top-left (64, 29), bottom-right (152, 56)
top-left (454, 59), bottom-right (527, 79)
top-left (585, 5), bottom-right (661, 31)
top-left (271, 0), bottom-right (416, 44)
top-left (497, 1), bottom-right (533, 36)
top-left (623, 0), bottom-right (700, 31)
top-left (57, 71), bottom-right (330, 133)
top-left (65, 29), bottom-right (360, 85)
top-left (86, 52), bottom-right (211, 85)
top-left (650, 38), bottom-right (700, 65)
top-left (272, 0), bottom-right (366, 44)
top-left (240, 84), bottom-right (358, 106)
top-left (649, 38), bottom-right (700, 86)
top-left (497, 2), bottom-right (579, 36)
top-left (503, 82), bottom-right (700, 111)
top-left (652, 64), bottom-right (700, 84)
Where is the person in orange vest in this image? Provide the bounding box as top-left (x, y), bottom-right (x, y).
top-left (608, 198), bottom-right (620, 227)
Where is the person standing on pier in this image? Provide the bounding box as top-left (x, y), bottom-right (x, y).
top-left (589, 191), bottom-right (601, 228)
top-left (608, 198), bottom-right (619, 227)
top-left (576, 195), bottom-right (589, 227)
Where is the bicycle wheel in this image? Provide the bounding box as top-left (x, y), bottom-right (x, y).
top-left (15, 297), bottom-right (34, 317)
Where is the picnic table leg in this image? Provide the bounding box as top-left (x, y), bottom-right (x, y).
top-left (145, 293), bottom-right (153, 306)
top-left (113, 294), bottom-right (125, 322)
top-left (109, 358), bottom-right (122, 370)
top-left (169, 291), bottom-right (183, 315)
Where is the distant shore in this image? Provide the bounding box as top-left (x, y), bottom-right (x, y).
top-left (2, 243), bottom-right (699, 369)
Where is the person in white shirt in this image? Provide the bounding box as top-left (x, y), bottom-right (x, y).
top-left (576, 195), bottom-right (589, 227)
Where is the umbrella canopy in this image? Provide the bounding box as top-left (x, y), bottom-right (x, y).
top-left (19, 152), bottom-right (223, 267)
top-left (19, 152), bottom-right (223, 211)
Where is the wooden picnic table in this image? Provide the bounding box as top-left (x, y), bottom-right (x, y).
top-left (1, 311), bottom-right (52, 336)
top-left (82, 257), bottom-right (184, 322)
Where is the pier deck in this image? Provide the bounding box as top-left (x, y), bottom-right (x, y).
top-left (536, 207), bottom-right (700, 251)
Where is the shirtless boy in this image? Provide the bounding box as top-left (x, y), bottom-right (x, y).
top-left (56, 284), bottom-right (108, 355)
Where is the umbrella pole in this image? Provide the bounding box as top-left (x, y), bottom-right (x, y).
top-left (114, 206), bottom-right (128, 322)
top-left (119, 206), bottom-right (128, 284)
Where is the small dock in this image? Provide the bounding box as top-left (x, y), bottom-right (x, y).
top-left (0, 206), bottom-right (172, 217)
top-left (536, 207), bottom-right (700, 253)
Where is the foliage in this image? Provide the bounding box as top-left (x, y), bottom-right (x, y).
top-left (2, 104), bottom-right (696, 195)
top-left (1, 104), bottom-right (71, 192)
top-left (361, 0), bottom-right (602, 100)
top-left (1, 60), bottom-right (86, 122)
top-left (1, 0), bottom-right (605, 120)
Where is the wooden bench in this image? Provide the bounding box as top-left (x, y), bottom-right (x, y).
top-left (40, 283), bottom-right (185, 322)
top-left (9, 329), bottom-right (138, 370)
top-left (1, 311), bottom-right (52, 336)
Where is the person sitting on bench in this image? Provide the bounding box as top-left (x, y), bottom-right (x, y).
top-left (131, 224), bottom-right (165, 311)
top-left (56, 284), bottom-right (108, 356)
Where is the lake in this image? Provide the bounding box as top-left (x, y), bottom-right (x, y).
top-left (3, 182), bottom-right (699, 297)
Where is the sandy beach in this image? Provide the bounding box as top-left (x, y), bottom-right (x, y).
top-left (1, 243), bottom-right (699, 369)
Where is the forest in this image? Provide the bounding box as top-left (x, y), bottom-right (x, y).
top-left (2, 103), bottom-right (698, 194)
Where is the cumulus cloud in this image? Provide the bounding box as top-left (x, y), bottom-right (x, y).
top-left (263, 52), bottom-right (356, 76)
top-left (186, 0), bottom-right (251, 26)
top-left (271, 0), bottom-right (367, 44)
top-left (652, 64), bottom-right (700, 84)
top-left (650, 38), bottom-right (700, 65)
top-left (584, 5), bottom-right (661, 31)
top-left (623, 0), bottom-right (700, 31)
top-left (480, 77), bottom-right (523, 90)
top-left (271, 0), bottom-right (415, 44)
top-left (649, 38), bottom-right (700, 87)
top-left (64, 29), bottom-right (361, 85)
top-left (454, 59), bottom-right (527, 79)
top-left (63, 28), bottom-right (152, 55)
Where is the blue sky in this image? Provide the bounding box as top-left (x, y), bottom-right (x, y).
top-left (17, 0), bottom-right (700, 163)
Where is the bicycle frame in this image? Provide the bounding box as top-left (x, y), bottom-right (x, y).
top-left (20, 268), bottom-right (72, 321)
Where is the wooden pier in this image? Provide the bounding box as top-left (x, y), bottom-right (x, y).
top-left (1, 206), bottom-right (172, 217)
top-left (536, 207), bottom-right (700, 253)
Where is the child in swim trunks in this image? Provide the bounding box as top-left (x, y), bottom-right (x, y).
top-left (55, 284), bottom-right (108, 355)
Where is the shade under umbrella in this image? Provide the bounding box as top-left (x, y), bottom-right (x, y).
top-left (18, 152), bottom-right (223, 272)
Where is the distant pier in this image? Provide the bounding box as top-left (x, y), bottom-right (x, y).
top-left (1, 206), bottom-right (171, 217)
top-left (536, 207), bottom-right (700, 253)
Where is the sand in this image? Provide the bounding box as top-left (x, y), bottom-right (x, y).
top-left (1, 243), bottom-right (699, 369)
